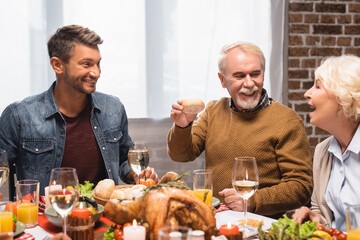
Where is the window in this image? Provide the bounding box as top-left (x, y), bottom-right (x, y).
top-left (0, 0), bottom-right (285, 118)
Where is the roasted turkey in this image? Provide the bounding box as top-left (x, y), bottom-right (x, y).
top-left (141, 187), bottom-right (217, 240)
top-left (104, 172), bottom-right (217, 240)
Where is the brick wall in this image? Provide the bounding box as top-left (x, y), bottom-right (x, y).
top-left (288, 0), bottom-right (360, 155)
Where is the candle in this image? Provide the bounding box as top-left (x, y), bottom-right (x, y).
top-left (123, 219), bottom-right (146, 240)
top-left (71, 205), bottom-right (90, 218)
top-left (190, 230), bottom-right (205, 240)
top-left (219, 222), bottom-right (239, 236)
top-left (169, 231), bottom-right (182, 240)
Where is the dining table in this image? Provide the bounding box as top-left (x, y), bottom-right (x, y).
top-left (18, 208), bottom-right (276, 240)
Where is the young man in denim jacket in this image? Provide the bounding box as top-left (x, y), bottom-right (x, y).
top-left (0, 25), bottom-right (158, 196)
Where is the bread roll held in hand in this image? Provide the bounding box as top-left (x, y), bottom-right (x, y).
top-left (94, 179), bottom-right (115, 199)
top-left (182, 98), bottom-right (205, 114)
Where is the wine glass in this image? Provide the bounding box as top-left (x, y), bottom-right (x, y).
top-left (128, 141), bottom-right (150, 184)
top-left (0, 150), bottom-right (9, 187)
top-left (49, 167), bottom-right (79, 235)
top-left (232, 156), bottom-right (259, 236)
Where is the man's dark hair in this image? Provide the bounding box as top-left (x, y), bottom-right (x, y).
top-left (47, 25), bottom-right (103, 63)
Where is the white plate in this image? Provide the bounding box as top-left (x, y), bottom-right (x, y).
top-left (14, 221), bottom-right (25, 237)
top-left (215, 210), bottom-right (276, 231)
top-left (212, 197), bottom-right (220, 207)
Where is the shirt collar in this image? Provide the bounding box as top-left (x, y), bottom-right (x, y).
top-left (328, 124), bottom-right (360, 157)
top-left (45, 81), bottom-right (101, 118)
top-left (44, 82), bottom-right (61, 118)
top-left (88, 93), bottom-right (102, 112)
top-left (230, 88), bottom-right (272, 112)
top-left (328, 136), bottom-right (341, 160)
top-left (346, 123), bottom-right (360, 154)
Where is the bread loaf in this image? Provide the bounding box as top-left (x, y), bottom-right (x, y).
top-left (110, 184), bottom-right (147, 200)
top-left (94, 179), bottom-right (115, 199)
top-left (110, 188), bottom-right (132, 200)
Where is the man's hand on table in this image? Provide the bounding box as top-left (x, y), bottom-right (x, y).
top-left (0, 233), bottom-right (13, 240)
top-left (219, 188), bottom-right (245, 211)
top-left (131, 167), bottom-right (159, 184)
top-left (49, 233), bottom-right (71, 240)
top-left (292, 206), bottom-right (322, 225)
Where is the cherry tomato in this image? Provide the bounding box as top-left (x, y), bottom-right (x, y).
top-left (334, 230), bottom-right (343, 236)
top-left (5, 202), bottom-right (18, 216)
top-left (138, 178), bottom-right (156, 187)
top-left (144, 179), bottom-right (156, 187)
top-left (327, 227), bottom-right (335, 236)
top-left (338, 233), bottom-right (347, 240)
top-left (123, 222), bottom-right (132, 228)
top-left (12, 222), bottom-right (16, 232)
top-left (114, 229), bottom-right (123, 240)
top-left (316, 224), bottom-right (326, 231)
top-left (332, 236), bottom-right (338, 240)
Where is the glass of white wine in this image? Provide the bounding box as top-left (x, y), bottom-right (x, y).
top-left (128, 141), bottom-right (150, 184)
top-left (232, 156), bottom-right (259, 236)
top-left (0, 150), bottom-right (9, 187)
top-left (49, 167), bottom-right (79, 236)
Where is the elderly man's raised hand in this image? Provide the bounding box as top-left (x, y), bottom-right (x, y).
top-left (170, 100), bottom-right (197, 128)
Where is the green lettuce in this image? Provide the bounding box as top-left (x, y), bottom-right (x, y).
top-left (260, 215), bottom-right (318, 240)
top-left (79, 181), bottom-right (94, 200)
top-left (299, 219), bottom-right (317, 238)
top-left (103, 225), bottom-right (116, 240)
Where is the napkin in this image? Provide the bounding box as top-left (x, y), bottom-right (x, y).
top-left (216, 203), bottom-right (231, 213)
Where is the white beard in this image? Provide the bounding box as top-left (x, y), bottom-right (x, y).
top-left (236, 86), bottom-right (261, 110)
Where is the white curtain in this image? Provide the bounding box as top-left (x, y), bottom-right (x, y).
top-left (0, 0), bottom-right (285, 118)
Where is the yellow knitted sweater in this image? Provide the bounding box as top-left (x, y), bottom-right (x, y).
top-left (167, 97), bottom-right (313, 218)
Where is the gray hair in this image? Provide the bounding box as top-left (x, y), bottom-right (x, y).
top-left (316, 55), bottom-right (360, 122)
top-left (218, 41), bottom-right (265, 75)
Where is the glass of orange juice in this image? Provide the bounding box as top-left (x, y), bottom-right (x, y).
top-left (0, 201), bottom-right (14, 240)
top-left (193, 169), bottom-right (213, 208)
top-left (347, 204), bottom-right (360, 240)
top-left (16, 179), bottom-right (39, 228)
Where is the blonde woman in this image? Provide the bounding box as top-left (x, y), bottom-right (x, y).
top-left (293, 55), bottom-right (360, 231)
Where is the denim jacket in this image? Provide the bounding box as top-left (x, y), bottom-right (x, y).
top-left (0, 82), bottom-right (132, 195)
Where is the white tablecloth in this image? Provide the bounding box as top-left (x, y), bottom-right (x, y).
top-left (23, 210), bottom-right (276, 239)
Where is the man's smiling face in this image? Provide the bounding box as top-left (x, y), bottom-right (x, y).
top-left (63, 44), bottom-right (102, 95)
top-left (219, 48), bottom-right (264, 111)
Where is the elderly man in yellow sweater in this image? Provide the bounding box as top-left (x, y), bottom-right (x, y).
top-left (167, 41), bottom-right (312, 219)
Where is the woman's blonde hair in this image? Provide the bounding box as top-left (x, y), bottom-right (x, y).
top-left (316, 55), bottom-right (360, 121)
top-left (218, 41), bottom-right (265, 75)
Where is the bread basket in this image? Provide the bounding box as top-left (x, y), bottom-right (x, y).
top-left (92, 185), bottom-right (133, 206)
